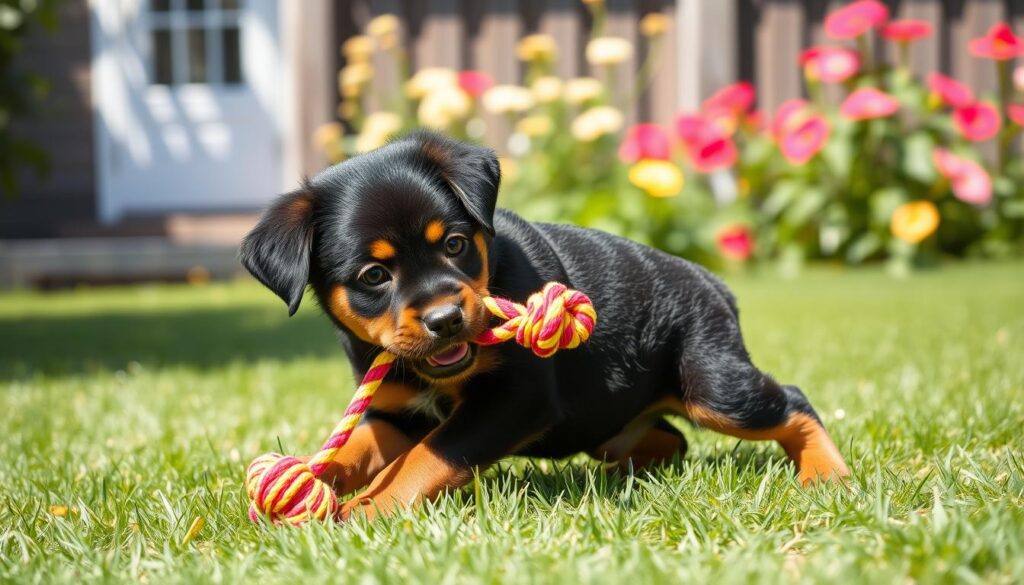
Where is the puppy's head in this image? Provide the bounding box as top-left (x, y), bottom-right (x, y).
top-left (240, 130), bottom-right (499, 381)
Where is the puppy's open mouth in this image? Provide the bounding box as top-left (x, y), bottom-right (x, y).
top-left (416, 342), bottom-right (476, 378)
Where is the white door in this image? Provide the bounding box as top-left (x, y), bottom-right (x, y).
top-left (91, 0), bottom-right (288, 223)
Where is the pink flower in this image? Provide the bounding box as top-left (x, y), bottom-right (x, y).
top-left (772, 100), bottom-right (830, 165)
top-left (716, 224), bottom-right (755, 261)
top-left (702, 82), bottom-right (756, 116)
top-left (881, 19), bottom-right (933, 42)
top-left (799, 46), bottom-right (861, 83)
top-left (968, 23), bottom-right (1024, 61)
top-left (1015, 65), bottom-right (1024, 92)
top-left (824, 0), bottom-right (889, 40)
top-left (840, 88), bottom-right (900, 120)
top-left (952, 101), bottom-right (1001, 142)
top-left (674, 113), bottom-right (738, 172)
top-left (619, 123), bottom-right (672, 163)
top-left (458, 70), bottom-right (494, 97)
top-left (927, 73), bottom-right (975, 108)
top-left (933, 148), bottom-right (992, 206)
top-left (1009, 104), bottom-right (1024, 128)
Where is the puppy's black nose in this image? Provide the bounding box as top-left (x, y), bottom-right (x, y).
top-left (422, 305), bottom-right (464, 338)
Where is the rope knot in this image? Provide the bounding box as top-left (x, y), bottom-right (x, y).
top-left (477, 282), bottom-right (597, 358)
top-left (245, 453), bottom-right (338, 525)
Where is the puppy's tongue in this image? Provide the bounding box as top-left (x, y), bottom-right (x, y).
top-left (427, 343), bottom-right (469, 367)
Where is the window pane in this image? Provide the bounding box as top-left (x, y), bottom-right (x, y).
top-left (152, 29), bottom-right (173, 84)
top-left (151, 0), bottom-right (170, 12)
top-left (188, 28), bottom-right (207, 83)
top-left (222, 27), bottom-right (241, 84)
top-left (186, 0), bottom-right (205, 11)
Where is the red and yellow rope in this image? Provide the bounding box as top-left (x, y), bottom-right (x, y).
top-left (245, 282), bottom-right (596, 525)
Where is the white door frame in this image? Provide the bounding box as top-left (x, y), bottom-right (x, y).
top-left (89, 0), bottom-right (299, 224)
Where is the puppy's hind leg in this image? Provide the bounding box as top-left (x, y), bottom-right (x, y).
top-left (678, 354), bottom-right (849, 486)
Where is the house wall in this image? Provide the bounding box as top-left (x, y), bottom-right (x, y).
top-left (1, 0), bottom-right (95, 239)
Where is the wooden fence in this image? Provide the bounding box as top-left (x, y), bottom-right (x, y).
top-left (332, 1), bottom-right (1022, 145)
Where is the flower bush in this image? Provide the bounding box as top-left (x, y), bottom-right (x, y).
top-left (317, 0), bottom-right (1024, 272)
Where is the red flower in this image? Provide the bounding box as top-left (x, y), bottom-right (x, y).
top-left (968, 23), bottom-right (1024, 61)
top-left (824, 0), bottom-right (889, 40)
top-left (952, 101), bottom-right (1001, 142)
top-left (1009, 104), bottom-right (1024, 128)
top-left (933, 148), bottom-right (992, 206)
top-left (716, 224), bottom-right (755, 261)
top-left (702, 81), bottom-right (756, 116)
top-left (674, 114), bottom-right (738, 172)
top-left (840, 88), bottom-right (900, 120)
top-left (619, 123), bottom-right (671, 163)
top-left (458, 70), bottom-right (494, 97)
top-left (799, 46), bottom-right (861, 83)
top-left (772, 100), bottom-right (830, 165)
top-left (927, 73), bottom-right (975, 108)
top-left (881, 19), bottom-right (933, 42)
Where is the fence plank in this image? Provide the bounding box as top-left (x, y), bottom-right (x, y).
top-left (468, 0), bottom-right (522, 150)
top-left (538, 0), bottom-right (583, 79)
top-left (603, 0), bottom-right (642, 127)
top-left (639, 0), bottom-right (678, 127)
top-left (899, 0), bottom-right (942, 77)
top-left (756, 1), bottom-right (804, 112)
top-left (415, 0), bottom-right (463, 69)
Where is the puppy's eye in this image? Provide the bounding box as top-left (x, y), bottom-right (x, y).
top-left (444, 235), bottom-right (467, 257)
top-left (358, 265), bottom-right (391, 287)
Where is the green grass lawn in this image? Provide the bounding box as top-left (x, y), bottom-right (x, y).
top-left (1, 262), bottom-right (1022, 584)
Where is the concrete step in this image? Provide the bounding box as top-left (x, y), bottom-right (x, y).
top-left (0, 237), bottom-right (247, 289)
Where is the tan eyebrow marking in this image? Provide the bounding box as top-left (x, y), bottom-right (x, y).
top-left (370, 239), bottom-right (396, 260)
top-left (425, 220), bottom-right (445, 244)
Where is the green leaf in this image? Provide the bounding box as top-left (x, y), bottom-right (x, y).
top-left (846, 232), bottom-right (882, 263)
top-left (870, 187), bottom-right (906, 225)
top-left (783, 187), bottom-right (827, 226)
top-left (902, 132), bottom-right (937, 183)
top-left (761, 180), bottom-right (803, 219)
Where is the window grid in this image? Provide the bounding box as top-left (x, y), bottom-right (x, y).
top-left (149, 0), bottom-right (242, 86)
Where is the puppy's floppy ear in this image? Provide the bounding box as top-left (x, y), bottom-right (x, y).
top-left (416, 131), bottom-right (501, 235)
top-left (239, 189), bottom-right (316, 316)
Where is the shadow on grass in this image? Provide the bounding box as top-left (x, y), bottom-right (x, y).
top-left (0, 305), bottom-right (341, 380)
top-left (460, 447), bottom-right (795, 507)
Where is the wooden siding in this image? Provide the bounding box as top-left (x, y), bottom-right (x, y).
top-left (333, 0), bottom-right (680, 150)
top-left (738, 0), bottom-right (1023, 113)
top-left (0, 0), bottom-right (95, 239)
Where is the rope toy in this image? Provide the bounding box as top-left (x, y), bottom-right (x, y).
top-left (245, 282), bottom-right (596, 525)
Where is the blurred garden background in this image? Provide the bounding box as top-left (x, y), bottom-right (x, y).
top-left (2, 1), bottom-right (1024, 583)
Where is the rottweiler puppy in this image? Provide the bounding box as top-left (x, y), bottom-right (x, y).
top-left (240, 130), bottom-right (849, 520)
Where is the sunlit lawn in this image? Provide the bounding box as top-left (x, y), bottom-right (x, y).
top-left (1, 262), bottom-right (1022, 583)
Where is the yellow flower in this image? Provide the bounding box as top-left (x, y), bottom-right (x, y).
top-left (516, 114), bottom-right (554, 137)
top-left (341, 35), bottom-right (375, 63)
top-left (640, 13), bottom-right (670, 37)
top-left (405, 67), bottom-right (458, 99)
top-left (564, 77), bottom-right (604, 105)
top-left (586, 37), bottom-right (633, 66)
top-left (482, 85), bottom-right (534, 114)
top-left (367, 14), bottom-right (399, 37)
top-left (339, 62), bottom-right (373, 98)
top-left (338, 100), bottom-right (358, 120)
top-left (891, 201), bottom-right (940, 244)
top-left (629, 160), bottom-right (684, 198)
top-left (313, 122), bottom-right (343, 149)
top-left (531, 76), bottom-right (563, 104)
top-left (516, 34), bottom-right (557, 62)
top-left (367, 14), bottom-right (400, 50)
top-left (418, 86), bottom-right (472, 129)
top-left (356, 111), bottom-right (402, 153)
top-left (571, 106), bottom-right (623, 141)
